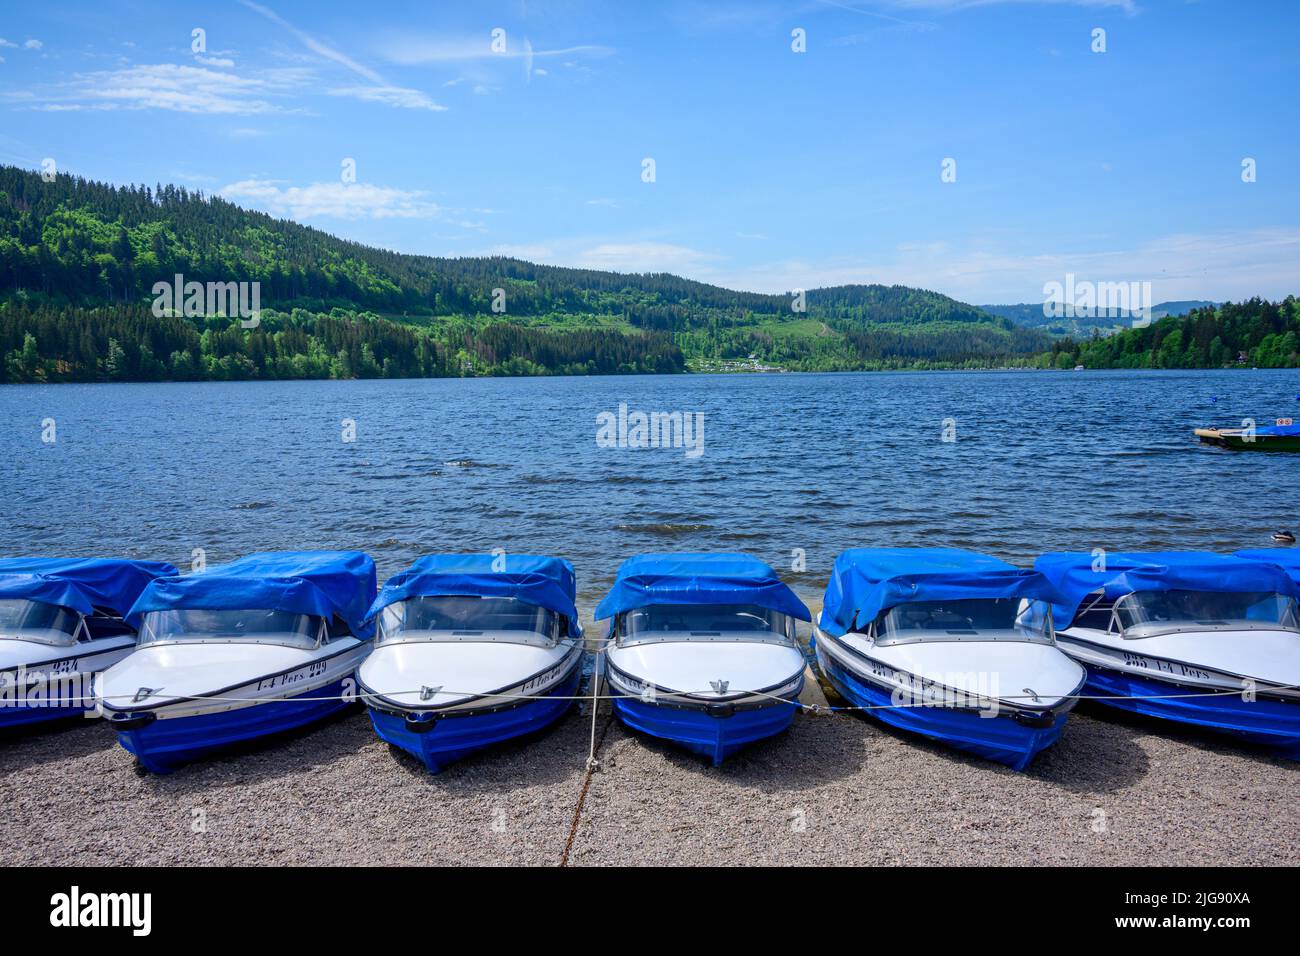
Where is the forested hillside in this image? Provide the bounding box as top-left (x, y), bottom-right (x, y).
top-left (1045, 298), bottom-right (1300, 369)
top-left (0, 165), bottom-right (1057, 382)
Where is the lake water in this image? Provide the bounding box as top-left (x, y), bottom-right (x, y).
top-left (2, 369), bottom-right (1297, 619)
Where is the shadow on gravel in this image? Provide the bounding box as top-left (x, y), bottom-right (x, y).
top-left (827, 706), bottom-right (1152, 793)
top-left (1071, 701), bottom-right (1300, 773)
top-left (598, 713), bottom-right (867, 792)
top-left (0, 717), bottom-right (117, 769)
top-left (122, 705), bottom-right (376, 793)
top-left (115, 705), bottom-right (591, 795)
top-left (381, 707), bottom-right (589, 789)
top-left (1025, 713), bottom-right (1150, 793)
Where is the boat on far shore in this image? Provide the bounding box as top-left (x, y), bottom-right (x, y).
top-left (1196, 419), bottom-right (1300, 450)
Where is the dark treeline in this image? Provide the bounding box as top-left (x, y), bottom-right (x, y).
top-left (1048, 297), bottom-right (1300, 370)
top-left (0, 302), bottom-right (684, 383)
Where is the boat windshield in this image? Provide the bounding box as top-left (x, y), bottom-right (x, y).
top-left (873, 598), bottom-right (1054, 646)
top-left (137, 608), bottom-right (323, 649)
top-left (0, 599), bottom-right (82, 647)
top-left (1113, 590), bottom-right (1300, 638)
top-left (617, 603), bottom-right (795, 646)
top-left (377, 595), bottom-right (560, 645)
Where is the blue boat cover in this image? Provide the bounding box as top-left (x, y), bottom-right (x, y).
top-left (818, 548), bottom-right (1054, 637)
top-left (1233, 549), bottom-right (1300, 583)
top-left (1035, 551), bottom-right (1299, 627)
top-left (126, 551), bottom-right (377, 639)
top-left (0, 558), bottom-right (178, 617)
top-left (1256, 424), bottom-right (1300, 437)
top-left (595, 553), bottom-right (810, 622)
top-left (366, 554), bottom-right (582, 636)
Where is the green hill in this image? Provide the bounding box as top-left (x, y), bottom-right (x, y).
top-left (0, 165), bottom-right (1051, 382)
top-left (1045, 299), bottom-right (1300, 370)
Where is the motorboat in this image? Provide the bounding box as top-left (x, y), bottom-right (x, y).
top-left (1036, 551), bottom-right (1300, 758)
top-left (0, 558), bottom-right (176, 728)
top-left (357, 553), bottom-right (585, 772)
top-left (97, 551), bottom-right (376, 773)
top-left (1196, 420), bottom-right (1300, 451)
top-left (595, 553), bottom-right (810, 766)
top-left (812, 548), bottom-right (1085, 771)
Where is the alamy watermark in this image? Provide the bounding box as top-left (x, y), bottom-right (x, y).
top-left (1042, 273), bottom-right (1153, 327)
top-left (152, 273), bottom-right (261, 328)
top-left (596, 402), bottom-right (704, 459)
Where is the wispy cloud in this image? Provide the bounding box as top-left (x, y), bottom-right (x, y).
top-left (220, 178), bottom-right (443, 220)
top-left (328, 85), bottom-right (446, 111)
top-left (239, 0), bottom-right (445, 111)
top-left (485, 239), bottom-right (720, 275)
top-left (711, 228), bottom-right (1300, 302)
top-left (376, 34), bottom-right (614, 65)
top-left (23, 39), bottom-right (43, 51)
top-left (12, 63), bottom-right (309, 113)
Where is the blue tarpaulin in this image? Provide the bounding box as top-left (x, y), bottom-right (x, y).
top-left (594, 553), bottom-right (810, 622)
top-left (818, 548), bottom-right (1054, 637)
top-left (1233, 549), bottom-right (1300, 583)
top-left (366, 554), bottom-right (582, 636)
top-left (0, 558), bottom-right (178, 617)
top-left (126, 551), bottom-right (377, 639)
top-left (1257, 424), bottom-right (1300, 437)
top-left (1035, 551), bottom-right (1299, 627)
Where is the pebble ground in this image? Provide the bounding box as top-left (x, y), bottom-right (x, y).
top-left (2, 701), bottom-right (1295, 866)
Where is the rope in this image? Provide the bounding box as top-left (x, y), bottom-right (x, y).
top-left (10, 682), bottom-right (1300, 709)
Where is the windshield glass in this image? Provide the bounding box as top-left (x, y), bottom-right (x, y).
top-left (875, 597), bottom-right (1053, 646)
top-left (0, 599), bottom-right (81, 646)
top-left (1115, 590), bottom-right (1300, 636)
top-left (138, 608), bottom-right (321, 649)
top-left (378, 595), bottom-right (559, 644)
top-left (618, 603), bottom-right (794, 645)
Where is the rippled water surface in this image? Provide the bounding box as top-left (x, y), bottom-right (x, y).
top-left (2, 370), bottom-right (1297, 615)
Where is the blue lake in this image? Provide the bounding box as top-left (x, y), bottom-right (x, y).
top-left (1, 369), bottom-right (1297, 617)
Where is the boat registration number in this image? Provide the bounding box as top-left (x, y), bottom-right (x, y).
top-left (1120, 651), bottom-right (1214, 682)
top-left (255, 660), bottom-right (328, 692)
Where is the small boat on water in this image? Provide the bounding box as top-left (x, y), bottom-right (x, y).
top-left (1035, 551), bottom-right (1300, 758)
top-left (98, 551), bottom-right (376, 773)
top-left (812, 548), bottom-right (1085, 771)
top-left (358, 553), bottom-right (585, 772)
top-left (596, 553), bottom-right (810, 766)
top-left (0, 558), bottom-right (176, 728)
top-left (1195, 420), bottom-right (1300, 450)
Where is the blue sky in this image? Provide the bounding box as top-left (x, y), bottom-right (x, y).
top-left (1, 0), bottom-right (1296, 304)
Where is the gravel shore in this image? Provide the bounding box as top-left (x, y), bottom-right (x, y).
top-left (2, 700), bottom-right (1296, 866)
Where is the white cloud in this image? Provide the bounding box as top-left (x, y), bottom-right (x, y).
top-left (0, 39), bottom-right (16, 49)
top-left (194, 55), bottom-right (236, 68)
top-left (16, 63), bottom-right (309, 113)
top-left (238, 1), bottom-right (442, 112)
top-left (709, 228), bottom-right (1300, 303)
top-left (377, 34), bottom-right (614, 65)
top-left (220, 178), bottom-right (443, 220)
top-left (328, 85), bottom-right (446, 111)
top-left (24, 39), bottom-right (42, 51)
top-left (485, 239), bottom-right (720, 276)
